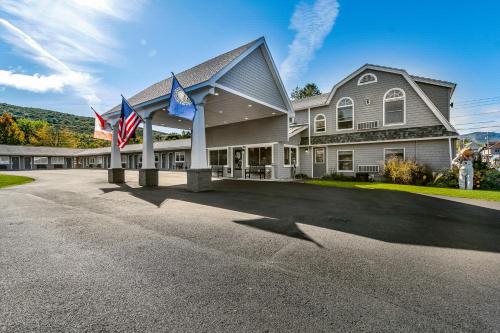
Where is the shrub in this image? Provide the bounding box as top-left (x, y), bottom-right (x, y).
top-left (384, 158), bottom-right (430, 185)
top-left (432, 167), bottom-right (459, 188)
top-left (476, 169), bottom-right (500, 190)
top-left (321, 172), bottom-right (356, 181)
top-left (295, 173), bottom-right (309, 180)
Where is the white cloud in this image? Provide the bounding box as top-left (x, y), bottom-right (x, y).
top-left (0, 0), bottom-right (145, 107)
top-left (280, 0), bottom-right (339, 84)
top-left (140, 38), bottom-right (147, 46)
top-left (148, 49), bottom-right (157, 58)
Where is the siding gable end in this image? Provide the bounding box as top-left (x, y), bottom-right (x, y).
top-left (216, 47), bottom-right (288, 111)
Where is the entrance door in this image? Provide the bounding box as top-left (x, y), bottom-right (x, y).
top-left (24, 157), bottom-right (32, 170)
top-left (168, 153), bottom-right (174, 170)
top-left (65, 158), bottom-right (72, 168)
top-left (161, 153), bottom-right (166, 169)
top-left (313, 147), bottom-right (326, 177)
top-left (233, 148), bottom-right (243, 178)
top-left (11, 156), bottom-right (20, 170)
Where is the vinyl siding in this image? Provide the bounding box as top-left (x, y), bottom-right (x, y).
top-left (416, 82), bottom-right (451, 120)
top-left (309, 69), bottom-right (442, 138)
top-left (298, 139), bottom-right (452, 177)
top-left (294, 109), bottom-right (309, 124)
top-left (206, 115), bottom-right (288, 147)
top-left (299, 148), bottom-right (313, 177)
top-left (217, 47), bottom-right (288, 111)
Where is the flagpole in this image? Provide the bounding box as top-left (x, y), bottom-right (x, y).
top-left (121, 94), bottom-right (144, 122)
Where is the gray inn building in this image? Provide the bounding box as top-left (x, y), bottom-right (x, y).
top-left (0, 37), bottom-right (458, 181)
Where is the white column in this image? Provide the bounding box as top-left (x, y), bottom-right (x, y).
top-left (190, 102), bottom-right (208, 169)
top-left (142, 115), bottom-right (156, 169)
top-left (110, 125), bottom-right (121, 169)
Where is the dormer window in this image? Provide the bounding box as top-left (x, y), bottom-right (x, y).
top-left (358, 73), bottom-right (377, 86)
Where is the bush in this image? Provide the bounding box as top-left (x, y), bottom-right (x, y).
top-left (295, 173), bottom-right (309, 180)
top-left (476, 169), bottom-right (500, 190)
top-left (432, 167), bottom-right (459, 188)
top-left (321, 172), bottom-right (356, 181)
top-left (384, 158), bottom-right (430, 185)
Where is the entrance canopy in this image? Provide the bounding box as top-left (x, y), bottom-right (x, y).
top-left (103, 37), bottom-right (293, 129)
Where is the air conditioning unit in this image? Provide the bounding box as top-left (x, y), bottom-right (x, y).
top-left (357, 165), bottom-right (380, 173)
top-left (357, 120), bottom-right (379, 130)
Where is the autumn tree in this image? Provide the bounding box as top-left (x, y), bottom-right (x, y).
top-left (0, 112), bottom-right (25, 144)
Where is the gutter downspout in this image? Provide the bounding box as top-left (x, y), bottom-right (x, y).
top-left (448, 137), bottom-right (453, 168)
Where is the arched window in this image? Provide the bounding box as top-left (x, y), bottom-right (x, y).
top-left (336, 97), bottom-right (354, 130)
top-left (358, 73), bottom-right (377, 86)
top-left (383, 88), bottom-right (406, 125)
top-left (314, 114), bottom-right (326, 133)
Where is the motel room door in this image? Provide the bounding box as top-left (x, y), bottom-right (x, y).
top-left (313, 147), bottom-right (326, 178)
top-left (24, 157), bottom-right (32, 170)
top-left (233, 148), bottom-right (243, 178)
top-left (11, 156), bottom-right (20, 170)
top-left (168, 153), bottom-right (174, 169)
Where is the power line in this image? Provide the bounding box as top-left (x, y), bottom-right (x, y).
top-left (452, 101), bottom-right (500, 110)
top-left (453, 95), bottom-right (500, 105)
top-left (455, 125), bottom-right (500, 130)
top-left (453, 120), bottom-right (500, 126)
top-left (451, 110), bottom-right (500, 118)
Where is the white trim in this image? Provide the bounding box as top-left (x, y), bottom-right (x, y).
top-left (214, 83), bottom-right (289, 114)
top-left (322, 64), bottom-right (456, 132)
top-left (0, 155), bottom-right (9, 165)
top-left (51, 156), bottom-right (65, 165)
top-left (313, 113), bottom-right (326, 134)
top-left (383, 147), bottom-right (406, 162)
top-left (283, 144), bottom-right (299, 167)
top-left (313, 147), bottom-right (326, 164)
top-left (448, 137), bottom-right (453, 168)
top-left (33, 156), bottom-right (48, 165)
top-left (357, 73), bottom-right (378, 86)
top-left (207, 146), bottom-right (229, 167)
top-left (383, 88), bottom-right (406, 127)
top-left (307, 108), bottom-right (311, 146)
top-left (299, 136), bottom-right (459, 148)
top-left (336, 97), bottom-right (354, 131)
top-left (337, 150), bottom-right (354, 172)
top-left (412, 76), bottom-right (456, 93)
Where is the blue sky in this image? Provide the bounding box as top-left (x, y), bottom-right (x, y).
top-left (0, 0), bottom-right (499, 134)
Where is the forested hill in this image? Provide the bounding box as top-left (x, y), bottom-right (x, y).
top-left (0, 102), bottom-right (94, 134)
top-left (0, 102), bottom-right (190, 141)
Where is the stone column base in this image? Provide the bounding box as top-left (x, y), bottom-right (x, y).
top-left (139, 168), bottom-right (158, 187)
top-left (187, 168), bottom-right (212, 192)
top-left (108, 168), bottom-right (125, 184)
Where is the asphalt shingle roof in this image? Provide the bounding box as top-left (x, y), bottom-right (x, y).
top-left (291, 93), bottom-right (329, 111)
top-left (106, 38), bottom-right (261, 114)
top-left (0, 139), bottom-right (192, 157)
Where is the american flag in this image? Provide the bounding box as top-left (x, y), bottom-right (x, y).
top-left (118, 96), bottom-right (142, 148)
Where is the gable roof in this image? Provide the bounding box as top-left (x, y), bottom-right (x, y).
top-left (0, 145), bottom-right (84, 156)
top-left (291, 93), bottom-right (329, 111)
top-left (105, 37), bottom-right (293, 115)
top-left (293, 64), bottom-right (457, 132)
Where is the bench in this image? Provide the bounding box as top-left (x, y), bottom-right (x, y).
top-left (211, 165), bottom-right (224, 178)
top-left (244, 166), bottom-right (266, 179)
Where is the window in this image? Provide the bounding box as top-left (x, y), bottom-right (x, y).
top-left (337, 150), bottom-right (353, 172)
top-left (121, 155), bottom-right (127, 168)
top-left (175, 152), bottom-right (185, 163)
top-left (0, 156), bottom-right (9, 165)
top-left (314, 114), bottom-right (326, 133)
top-left (284, 146), bottom-right (298, 166)
top-left (383, 88), bottom-right (406, 125)
top-left (51, 157), bottom-right (64, 164)
top-left (248, 146), bottom-right (272, 166)
top-left (314, 147), bottom-right (325, 164)
top-left (336, 97), bottom-right (354, 130)
top-left (358, 73), bottom-right (377, 86)
top-left (384, 148), bottom-right (405, 161)
top-left (33, 156), bottom-right (48, 164)
top-left (209, 149), bottom-right (228, 166)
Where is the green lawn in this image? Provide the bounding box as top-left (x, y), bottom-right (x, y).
top-left (0, 174), bottom-right (33, 189)
top-left (306, 180), bottom-right (500, 202)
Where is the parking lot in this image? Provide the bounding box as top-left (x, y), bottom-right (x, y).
top-left (1, 169), bottom-right (499, 332)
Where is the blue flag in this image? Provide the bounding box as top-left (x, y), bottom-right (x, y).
top-left (168, 74), bottom-right (196, 120)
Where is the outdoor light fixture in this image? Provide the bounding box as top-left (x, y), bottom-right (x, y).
top-left (214, 92), bottom-right (219, 96)
top-left (178, 119), bottom-right (182, 122)
top-left (272, 112), bottom-right (276, 115)
top-left (248, 104), bottom-right (252, 107)
top-left (305, 148), bottom-right (309, 153)
top-left (218, 110), bottom-right (223, 114)
top-left (244, 117), bottom-right (249, 120)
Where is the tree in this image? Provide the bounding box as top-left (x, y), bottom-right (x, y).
top-left (291, 83), bottom-right (322, 100)
top-left (17, 118), bottom-right (51, 146)
top-left (0, 112), bottom-right (25, 144)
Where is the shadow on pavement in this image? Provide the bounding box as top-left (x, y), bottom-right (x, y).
top-left (99, 179), bottom-right (500, 253)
